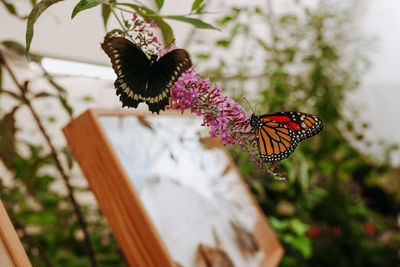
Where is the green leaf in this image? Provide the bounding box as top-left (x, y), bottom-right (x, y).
top-left (25, 210), bottom-right (58, 225)
top-left (290, 218), bottom-right (309, 236)
top-left (105, 29), bottom-right (124, 36)
top-left (283, 235), bottom-right (312, 258)
top-left (254, 7), bottom-right (262, 14)
top-left (34, 91), bottom-right (54, 98)
top-left (58, 94), bottom-right (73, 117)
top-left (113, 3), bottom-right (176, 44)
top-left (164, 15), bottom-right (219, 30)
top-left (71, 0), bottom-right (106, 19)
top-left (268, 216), bottom-right (290, 231)
top-left (26, 0), bottom-right (64, 56)
top-left (217, 16), bottom-right (233, 26)
top-left (35, 175), bottom-right (55, 192)
top-left (216, 39), bottom-right (230, 47)
top-left (0, 107), bottom-right (18, 169)
top-left (123, 19), bottom-right (131, 29)
top-left (101, 3), bottom-right (111, 29)
top-left (13, 145), bottom-right (53, 190)
top-left (62, 147), bottom-right (74, 169)
top-left (155, 0), bottom-right (164, 10)
top-left (83, 96), bottom-right (92, 101)
top-left (231, 24), bottom-right (240, 38)
top-left (2, 40), bottom-right (25, 55)
top-left (191, 0), bottom-right (204, 12)
top-left (195, 53), bottom-right (210, 59)
top-left (152, 17), bottom-right (174, 45)
top-left (256, 38), bottom-right (271, 51)
top-left (42, 71), bottom-right (66, 94)
top-left (2, 40), bottom-right (43, 62)
top-left (1, 1), bottom-right (17, 15)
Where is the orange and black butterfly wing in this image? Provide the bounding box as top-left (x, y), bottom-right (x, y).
top-left (259, 111), bottom-right (323, 142)
top-left (254, 119), bottom-right (299, 163)
top-left (147, 49), bottom-right (192, 113)
top-left (101, 36), bottom-right (151, 109)
top-left (250, 112), bottom-right (323, 163)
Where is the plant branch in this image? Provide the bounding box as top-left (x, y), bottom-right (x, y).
top-left (110, 7), bottom-right (129, 32)
top-left (0, 51), bottom-right (98, 267)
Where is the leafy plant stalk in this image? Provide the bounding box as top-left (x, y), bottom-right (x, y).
top-left (0, 51), bottom-right (98, 267)
top-left (110, 6), bottom-right (129, 32)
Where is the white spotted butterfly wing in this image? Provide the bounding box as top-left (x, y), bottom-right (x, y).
top-left (250, 111), bottom-right (323, 163)
top-left (101, 36), bottom-right (192, 114)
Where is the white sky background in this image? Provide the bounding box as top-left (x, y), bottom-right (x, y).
top-left (0, 0), bottom-right (399, 166)
top-left (346, 0), bottom-right (400, 164)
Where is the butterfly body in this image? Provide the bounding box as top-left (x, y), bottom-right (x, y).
top-left (250, 111), bottom-right (323, 163)
top-left (102, 36), bottom-right (192, 113)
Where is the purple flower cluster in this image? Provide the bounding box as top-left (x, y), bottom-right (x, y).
top-left (169, 68), bottom-right (261, 164)
top-left (130, 14), bottom-right (161, 54)
top-left (126, 13), bottom-right (287, 181)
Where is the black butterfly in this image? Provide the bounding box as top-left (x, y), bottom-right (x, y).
top-left (102, 36), bottom-right (192, 113)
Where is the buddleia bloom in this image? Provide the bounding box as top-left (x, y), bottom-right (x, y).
top-left (130, 14), bottom-right (286, 181)
top-left (168, 68), bottom-right (260, 164)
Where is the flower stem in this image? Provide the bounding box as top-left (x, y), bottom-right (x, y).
top-left (110, 6), bottom-right (128, 32)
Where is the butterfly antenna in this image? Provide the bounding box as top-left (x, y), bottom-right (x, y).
top-left (242, 97), bottom-right (255, 114)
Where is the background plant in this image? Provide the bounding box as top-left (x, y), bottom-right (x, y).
top-left (1, 0), bottom-right (215, 266)
top-left (188, 1), bottom-right (400, 266)
top-left (0, 0), bottom-right (399, 266)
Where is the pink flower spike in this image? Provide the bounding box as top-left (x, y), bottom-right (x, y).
top-left (126, 17), bottom-right (283, 180)
top-left (149, 19), bottom-right (158, 28)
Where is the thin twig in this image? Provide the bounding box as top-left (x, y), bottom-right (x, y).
top-left (0, 51), bottom-right (98, 267)
top-left (110, 6), bottom-right (129, 32)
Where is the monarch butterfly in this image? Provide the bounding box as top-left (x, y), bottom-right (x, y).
top-left (102, 36), bottom-right (192, 114)
top-left (250, 111), bottom-right (323, 163)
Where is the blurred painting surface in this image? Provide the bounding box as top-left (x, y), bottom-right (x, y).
top-left (100, 115), bottom-right (264, 266)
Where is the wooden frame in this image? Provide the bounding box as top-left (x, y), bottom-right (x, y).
top-left (63, 109), bottom-right (283, 267)
top-left (0, 200), bottom-right (32, 267)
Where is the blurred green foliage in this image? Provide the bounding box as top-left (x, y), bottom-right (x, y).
top-left (0, 109), bottom-right (128, 266)
top-left (193, 1), bottom-right (400, 266)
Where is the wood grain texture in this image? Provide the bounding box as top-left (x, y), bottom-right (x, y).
top-left (0, 201), bottom-right (32, 267)
top-left (63, 109), bottom-right (175, 267)
top-left (63, 109), bottom-right (283, 267)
